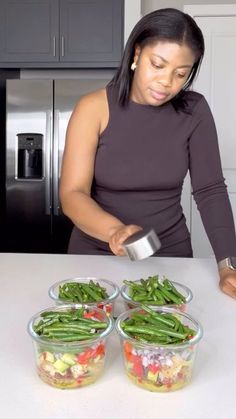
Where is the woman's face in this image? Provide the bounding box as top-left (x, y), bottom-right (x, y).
top-left (130, 41), bottom-right (196, 106)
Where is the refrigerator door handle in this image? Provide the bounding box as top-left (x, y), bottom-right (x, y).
top-left (45, 110), bottom-right (52, 215)
top-left (53, 110), bottom-right (60, 216)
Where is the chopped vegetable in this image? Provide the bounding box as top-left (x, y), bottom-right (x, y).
top-left (58, 280), bottom-right (109, 303)
top-left (56, 280), bottom-right (113, 316)
top-left (121, 305), bottom-right (195, 345)
top-left (32, 307), bottom-right (109, 389)
top-left (119, 305), bottom-right (198, 392)
top-left (34, 307), bottom-right (107, 342)
top-left (124, 275), bottom-right (187, 306)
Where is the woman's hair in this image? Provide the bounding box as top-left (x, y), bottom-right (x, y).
top-left (110, 8), bottom-right (205, 111)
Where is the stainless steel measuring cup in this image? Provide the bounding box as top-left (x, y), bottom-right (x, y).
top-left (122, 228), bottom-right (161, 261)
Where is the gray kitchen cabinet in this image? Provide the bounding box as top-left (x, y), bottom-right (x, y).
top-left (0, 0), bottom-right (59, 63)
top-left (59, 0), bottom-right (123, 64)
top-left (0, 0), bottom-right (123, 67)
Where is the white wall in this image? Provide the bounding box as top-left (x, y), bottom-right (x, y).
top-left (142, 0), bottom-right (236, 14)
top-left (124, 0), bottom-right (142, 44)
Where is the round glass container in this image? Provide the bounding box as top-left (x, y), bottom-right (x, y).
top-left (115, 306), bottom-right (203, 392)
top-left (48, 277), bottom-right (119, 316)
top-left (28, 304), bottom-right (114, 389)
top-left (121, 279), bottom-right (193, 312)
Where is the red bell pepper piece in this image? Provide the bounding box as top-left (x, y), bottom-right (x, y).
top-left (76, 348), bottom-right (95, 364)
top-left (94, 343), bottom-right (105, 357)
top-left (123, 341), bottom-right (133, 355)
top-left (132, 359), bottom-right (144, 378)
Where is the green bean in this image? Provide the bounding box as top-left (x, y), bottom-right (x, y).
top-left (58, 281), bottom-right (109, 303)
top-left (177, 322), bottom-right (185, 334)
top-left (122, 325), bottom-right (169, 337)
top-left (34, 308), bottom-right (107, 342)
top-left (74, 317), bottom-right (105, 326)
top-left (141, 315), bottom-right (172, 330)
top-left (123, 323), bottom-right (187, 340)
top-left (124, 280), bottom-right (139, 287)
top-left (121, 305), bottom-right (196, 344)
top-left (138, 300), bottom-right (164, 306)
top-left (141, 305), bottom-right (176, 327)
top-left (44, 327), bottom-right (95, 335)
top-left (33, 315), bottom-right (59, 333)
top-left (163, 278), bottom-right (186, 303)
top-left (60, 286), bottom-right (77, 301)
top-left (67, 321), bottom-right (107, 330)
top-left (70, 286), bottom-right (84, 303)
top-left (140, 278), bottom-right (147, 288)
top-left (153, 289), bottom-right (166, 303)
top-left (154, 328), bottom-right (187, 339)
top-left (74, 307), bottom-right (85, 318)
top-left (124, 275), bottom-right (187, 306)
top-left (124, 318), bottom-right (135, 326)
top-left (126, 313), bottom-right (144, 322)
top-left (133, 293), bottom-right (149, 302)
top-left (170, 316), bottom-right (182, 331)
top-left (183, 325), bottom-right (195, 335)
top-left (44, 323), bottom-right (94, 332)
top-left (90, 280), bottom-right (107, 299)
top-left (49, 334), bottom-right (95, 341)
top-left (160, 286), bottom-right (182, 305)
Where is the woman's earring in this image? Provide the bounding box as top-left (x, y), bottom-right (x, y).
top-left (131, 62), bottom-right (137, 71)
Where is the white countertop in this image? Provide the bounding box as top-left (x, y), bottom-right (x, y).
top-left (0, 253), bottom-right (236, 419)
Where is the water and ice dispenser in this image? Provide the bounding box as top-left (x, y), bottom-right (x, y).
top-left (17, 133), bottom-right (43, 179)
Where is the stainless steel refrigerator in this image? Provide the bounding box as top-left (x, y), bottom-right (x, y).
top-left (6, 75), bottom-right (112, 253)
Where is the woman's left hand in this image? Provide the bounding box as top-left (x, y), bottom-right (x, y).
top-left (219, 268), bottom-right (236, 299)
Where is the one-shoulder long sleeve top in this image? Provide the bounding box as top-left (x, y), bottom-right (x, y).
top-left (68, 84), bottom-right (236, 261)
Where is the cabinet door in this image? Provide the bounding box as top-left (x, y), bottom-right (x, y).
top-left (59, 0), bottom-right (123, 64)
top-left (0, 0), bottom-right (59, 63)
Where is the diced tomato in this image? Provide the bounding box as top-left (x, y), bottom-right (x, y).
top-left (131, 354), bottom-right (144, 378)
top-left (124, 342), bottom-right (141, 363)
top-left (94, 312), bottom-right (104, 321)
top-left (77, 378), bottom-right (83, 385)
top-left (123, 341), bottom-right (133, 355)
top-left (76, 348), bottom-right (95, 364)
top-left (132, 361), bottom-right (144, 378)
top-left (149, 364), bottom-right (160, 374)
top-left (83, 311), bottom-right (96, 319)
top-left (105, 304), bottom-right (112, 313)
top-left (94, 343), bottom-right (105, 357)
top-left (124, 352), bottom-right (135, 363)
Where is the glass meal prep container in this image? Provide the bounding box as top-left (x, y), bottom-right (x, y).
top-left (48, 277), bottom-right (119, 316)
top-left (27, 304), bottom-right (114, 389)
top-left (115, 306), bottom-right (203, 392)
top-left (120, 278), bottom-right (193, 312)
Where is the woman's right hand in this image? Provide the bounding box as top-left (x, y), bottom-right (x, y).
top-left (108, 224), bottom-right (143, 256)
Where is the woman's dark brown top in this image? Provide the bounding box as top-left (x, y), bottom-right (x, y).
top-left (68, 84), bottom-right (236, 261)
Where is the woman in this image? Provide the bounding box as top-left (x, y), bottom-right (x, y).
top-left (60, 8), bottom-right (236, 298)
